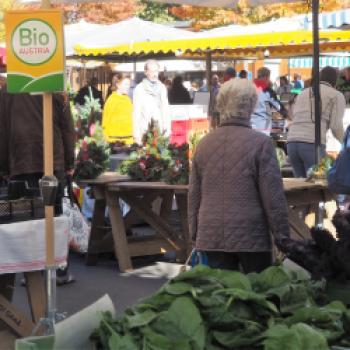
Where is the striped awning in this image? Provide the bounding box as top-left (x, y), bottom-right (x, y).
top-left (303, 9), bottom-right (350, 30)
top-left (289, 56), bottom-right (350, 69)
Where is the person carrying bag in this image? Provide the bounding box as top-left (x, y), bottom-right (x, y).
top-left (328, 125), bottom-right (350, 195)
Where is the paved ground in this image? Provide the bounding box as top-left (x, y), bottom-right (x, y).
top-left (1, 252), bottom-right (174, 349)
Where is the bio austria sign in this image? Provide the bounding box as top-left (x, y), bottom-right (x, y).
top-left (5, 10), bottom-right (65, 93)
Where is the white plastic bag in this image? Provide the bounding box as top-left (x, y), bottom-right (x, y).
top-left (62, 198), bottom-right (90, 253)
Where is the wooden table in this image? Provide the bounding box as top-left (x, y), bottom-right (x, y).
top-left (283, 178), bottom-right (333, 239)
top-left (79, 173), bottom-right (130, 265)
top-left (0, 272), bottom-right (45, 337)
top-left (0, 216), bottom-right (69, 336)
top-left (86, 176), bottom-right (332, 272)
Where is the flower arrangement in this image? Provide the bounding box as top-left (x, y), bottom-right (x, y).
top-left (71, 93), bottom-right (102, 141)
top-left (73, 123), bottom-right (110, 181)
top-left (118, 121), bottom-right (171, 181)
top-left (164, 143), bottom-right (190, 185)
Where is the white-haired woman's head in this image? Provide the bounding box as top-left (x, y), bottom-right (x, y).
top-left (216, 78), bottom-right (258, 123)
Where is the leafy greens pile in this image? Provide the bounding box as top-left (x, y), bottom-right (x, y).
top-left (91, 265), bottom-right (350, 350)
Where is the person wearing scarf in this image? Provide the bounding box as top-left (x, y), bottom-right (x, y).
top-left (133, 60), bottom-right (170, 144)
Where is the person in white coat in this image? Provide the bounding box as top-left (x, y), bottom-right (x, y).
top-left (133, 60), bottom-right (170, 144)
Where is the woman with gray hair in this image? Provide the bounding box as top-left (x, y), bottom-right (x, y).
top-left (188, 78), bottom-right (290, 272)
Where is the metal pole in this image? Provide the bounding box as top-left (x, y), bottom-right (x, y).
top-left (312, 0), bottom-right (321, 165)
top-left (312, 0), bottom-right (324, 228)
top-left (205, 51), bottom-right (212, 91)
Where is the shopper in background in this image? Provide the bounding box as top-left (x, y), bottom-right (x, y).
top-left (239, 70), bottom-right (248, 79)
top-left (251, 67), bottom-right (285, 135)
top-left (208, 74), bottom-right (221, 128)
top-left (189, 78), bottom-right (290, 273)
top-left (336, 67), bottom-right (350, 104)
top-left (287, 66), bottom-right (345, 177)
top-left (74, 77), bottom-right (104, 108)
top-left (106, 73), bottom-right (119, 100)
top-left (277, 76), bottom-right (292, 96)
top-left (168, 75), bottom-right (192, 105)
top-left (102, 73), bottom-right (134, 145)
top-left (223, 67), bottom-right (236, 82)
top-left (292, 73), bottom-right (304, 90)
top-left (133, 60), bottom-right (170, 144)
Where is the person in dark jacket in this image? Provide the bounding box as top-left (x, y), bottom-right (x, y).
top-left (74, 77), bottom-right (104, 108)
top-left (189, 78), bottom-right (290, 273)
top-left (0, 90), bottom-right (76, 284)
top-left (168, 76), bottom-right (192, 105)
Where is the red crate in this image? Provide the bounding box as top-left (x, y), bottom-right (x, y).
top-left (171, 120), bottom-right (190, 134)
top-left (170, 132), bottom-right (188, 145)
top-left (189, 118), bottom-right (209, 132)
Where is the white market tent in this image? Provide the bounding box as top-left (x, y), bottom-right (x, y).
top-left (65, 20), bottom-right (108, 56)
top-left (74, 17), bottom-right (198, 56)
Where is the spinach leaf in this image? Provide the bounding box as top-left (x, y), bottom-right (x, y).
top-left (263, 323), bottom-right (329, 350)
top-left (126, 310), bottom-right (158, 329)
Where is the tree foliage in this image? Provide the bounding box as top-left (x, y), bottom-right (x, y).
top-left (136, 0), bottom-right (177, 23)
top-left (170, 0), bottom-right (350, 28)
top-left (0, 0), bottom-right (24, 42)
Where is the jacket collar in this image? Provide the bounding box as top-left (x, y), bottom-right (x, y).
top-left (219, 118), bottom-right (251, 128)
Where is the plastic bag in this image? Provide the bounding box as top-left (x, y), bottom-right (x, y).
top-left (62, 198), bottom-right (90, 253)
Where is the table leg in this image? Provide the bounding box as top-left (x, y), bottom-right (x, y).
top-left (0, 274), bottom-right (15, 302)
top-left (24, 271), bottom-right (46, 324)
top-left (106, 191), bottom-right (133, 272)
top-left (175, 193), bottom-right (191, 257)
top-left (160, 191), bottom-right (174, 222)
top-left (0, 294), bottom-right (35, 337)
top-left (120, 192), bottom-right (183, 251)
top-left (288, 208), bottom-right (312, 240)
top-left (86, 198), bottom-right (107, 266)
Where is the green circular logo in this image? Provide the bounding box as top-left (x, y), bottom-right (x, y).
top-left (11, 19), bottom-right (57, 66)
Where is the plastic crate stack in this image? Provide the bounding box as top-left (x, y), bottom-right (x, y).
top-left (170, 117), bottom-right (209, 145)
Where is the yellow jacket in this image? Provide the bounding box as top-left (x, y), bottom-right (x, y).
top-left (102, 93), bottom-right (133, 144)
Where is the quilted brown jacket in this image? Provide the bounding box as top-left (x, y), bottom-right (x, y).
top-left (0, 91), bottom-right (75, 177)
top-left (188, 118), bottom-right (290, 252)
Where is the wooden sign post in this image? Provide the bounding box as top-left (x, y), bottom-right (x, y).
top-left (5, 1), bottom-right (65, 334)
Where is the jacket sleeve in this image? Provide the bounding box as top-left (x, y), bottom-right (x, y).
top-left (329, 93), bottom-right (346, 143)
top-left (102, 96), bottom-right (111, 140)
top-left (188, 158), bottom-right (201, 243)
top-left (0, 92), bottom-right (9, 176)
top-left (161, 85), bottom-right (171, 136)
top-left (257, 138), bottom-right (290, 246)
top-left (57, 96), bottom-right (75, 171)
top-left (132, 85), bottom-right (143, 144)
